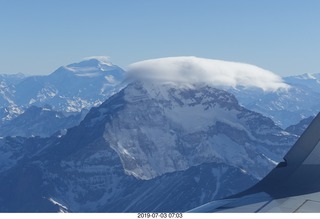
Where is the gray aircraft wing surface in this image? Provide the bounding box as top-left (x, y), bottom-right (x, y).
top-left (189, 113), bottom-right (320, 213)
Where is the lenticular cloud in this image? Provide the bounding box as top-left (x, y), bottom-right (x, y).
top-left (128, 56), bottom-right (289, 91)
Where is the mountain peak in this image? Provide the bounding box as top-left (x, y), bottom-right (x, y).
top-left (94, 80), bottom-right (293, 180)
top-left (52, 56), bottom-right (123, 78)
top-left (66, 56), bottom-right (113, 69)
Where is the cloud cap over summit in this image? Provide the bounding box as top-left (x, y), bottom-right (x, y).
top-left (128, 57), bottom-right (289, 92)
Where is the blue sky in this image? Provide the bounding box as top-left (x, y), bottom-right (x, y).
top-left (1, 0), bottom-right (320, 76)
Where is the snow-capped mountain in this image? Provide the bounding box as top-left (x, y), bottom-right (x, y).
top-left (0, 57), bottom-right (124, 123)
top-left (285, 73), bottom-right (320, 92)
top-left (131, 57), bottom-right (320, 129)
top-left (130, 56), bottom-right (320, 128)
top-left (2, 56), bottom-right (313, 212)
top-left (229, 73), bottom-right (320, 128)
top-left (0, 105), bottom-right (87, 137)
top-left (0, 77), bottom-right (296, 212)
top-left (101, 81), bottom-right (295, 180)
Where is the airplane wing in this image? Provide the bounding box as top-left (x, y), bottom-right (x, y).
top-left (189, 113), bottom-right (320, 213)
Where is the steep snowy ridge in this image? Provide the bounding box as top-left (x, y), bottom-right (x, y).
top-left (102, 81), bottom-right (295, 180)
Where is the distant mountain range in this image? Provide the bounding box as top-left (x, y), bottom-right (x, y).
top-left (1, 57), bottom-right (319, 136)
top-left (230, 73), bottom-right (320, 128)
top-left (0, 56), bottom-right (318, 212)
top-left (0, 57), bottom-right (124, 123)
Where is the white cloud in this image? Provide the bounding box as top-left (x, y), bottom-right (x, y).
top-left (82, 56), bottom-right (112, 66)
top-left (127, 56), bottom-right (290, 91)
